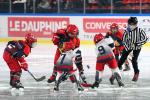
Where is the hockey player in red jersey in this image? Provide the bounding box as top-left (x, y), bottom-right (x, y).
top-left (105, 23), bottom-right (130, 71)
top-left (47, 24), bottom-right (86, 84)
top-left (92, 33), bottom-right (124, 88)
top-left (3, 33), bottom-right (37, 89)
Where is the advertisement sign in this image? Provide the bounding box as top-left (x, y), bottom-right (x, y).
top-left (83, 18), bottom-right (128, 33)
top-left (8, 17), bottom-right (70, 38)
top-left (0, 15), bottom-right (148, 42)
top-left (138, 17), bottom-right (150, 38)
top-left (0, 16), bottom-right (8, 37)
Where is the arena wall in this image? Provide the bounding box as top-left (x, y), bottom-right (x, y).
top-left (0, 14), bottom-right (149, 46)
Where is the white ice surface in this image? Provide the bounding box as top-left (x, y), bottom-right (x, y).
top-left (0, 42), bottom-right (150, 100)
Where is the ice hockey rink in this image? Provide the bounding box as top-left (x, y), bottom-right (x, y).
top-left (0, 42), bottom-right (150, 100)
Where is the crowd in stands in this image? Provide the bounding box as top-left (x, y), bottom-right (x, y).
top-left (0, 0), bottom-right (150, 13)
top-left (86, 0), bottom-right (150, 13)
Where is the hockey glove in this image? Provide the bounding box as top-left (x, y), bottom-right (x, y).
top-left (20, 62), bottom-right (28, 71)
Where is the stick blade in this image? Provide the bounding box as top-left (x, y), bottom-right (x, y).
top-left (81, 83), bottom-right (92, 87)
top-left (36, 76), bottom-right (46, 82)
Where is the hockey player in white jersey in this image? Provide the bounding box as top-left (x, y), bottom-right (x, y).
top-left (53, 42), bottom-right (84, 91)
top-left (92, 33), bottom-right (124, 88)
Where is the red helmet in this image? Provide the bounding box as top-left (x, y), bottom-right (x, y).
top-left (94, 33), bottom-right (104, 44)
top-left (110, 23), bottom-right (118, 29)
top-left (66, 24), bottom-right (79, 38)
top-left (25, 33), bottom-right (37, 48)
top-left (110, 23), bottom-right (119, 33)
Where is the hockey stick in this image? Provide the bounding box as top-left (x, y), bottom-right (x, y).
top-left (78, 65), bottom-right (92, 87)
top-left (81, 82), bottom-right (92, 87)
top-left (17, 61), bottom-right (46, 82)
top-left (27, 70), bottom-right (46, 82)
top-left (79, 75), bottom-right (92, 88)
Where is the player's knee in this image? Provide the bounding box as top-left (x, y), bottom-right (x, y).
top-left (75, 50), bottom-right (82, 64)
top-left (74, 50), bottom-right (83, 71)
top-left (10, 71), bottom-right (22, 76)
top-left (114, 72), bottom-right (121, 78)
top-left (111, 67), bottom-right (121, 75)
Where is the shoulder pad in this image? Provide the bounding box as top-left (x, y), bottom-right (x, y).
top-left (7, 40), bottom-right (17, 45)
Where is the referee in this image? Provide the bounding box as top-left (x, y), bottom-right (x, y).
top-left (118, 17), bottom-right (148, 82)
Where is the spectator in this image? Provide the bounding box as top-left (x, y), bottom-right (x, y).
top-left (60, 0), bottom-right (83, 10)
top-left (0, 0), bottom-right (9, 13)
top-left (12, 0), bottom-right (27, 13)
top-left (86, 0), bottom-right (99, 10)
top-left (99, 0), bottom-right (111, 6)
top-left (49, 0), bottom-right (57, 10)
top-left (38, 0), bottom-right (50, 9)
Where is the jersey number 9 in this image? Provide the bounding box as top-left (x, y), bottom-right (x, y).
top-left (98, 46), bottom-right (105, 55)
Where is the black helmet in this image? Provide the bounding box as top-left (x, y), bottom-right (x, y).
top-left (128, 17), bottom-right (138, 25)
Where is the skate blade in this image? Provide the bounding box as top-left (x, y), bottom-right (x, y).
top-left (53, 88), bottom-right (59, 92)
top-left (84, 88), bottom-right (97, 92)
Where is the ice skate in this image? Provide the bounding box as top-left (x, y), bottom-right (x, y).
top-left (54, 85), bottom-right (59, 91)
top-left (91, 79), bottom-right (102, 88)
top-left (47, 75), bottom-right (56, 83)
top-left (123, 63), bottom-right (130, 71)
top-left (12, 81), bottom-right (24, 89)
top-left (114, 72), bottom-right (124, 87)
top-left (77, 83), bottom-right (84, 91)
top-left (109, 75), bottom-right (115, 85)
top-left (132, 72), bottom-right (139, 82)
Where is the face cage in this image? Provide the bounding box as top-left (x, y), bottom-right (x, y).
top-left (68, 33), bottom-right (77, 38)
top-left (111, 28), bottom-right (118, 33)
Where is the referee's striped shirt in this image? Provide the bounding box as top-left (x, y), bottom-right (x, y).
top-left (123, 27), bottom-right (148, 51)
